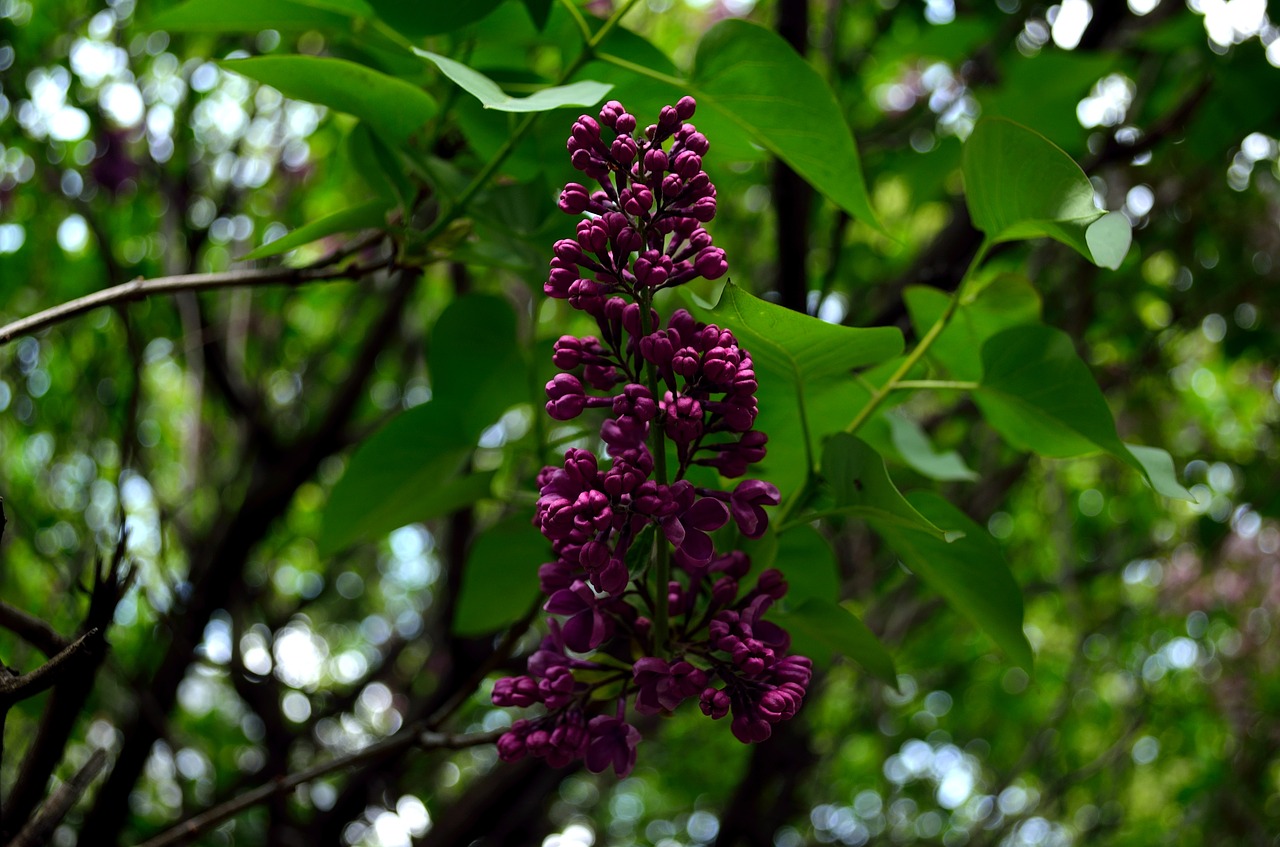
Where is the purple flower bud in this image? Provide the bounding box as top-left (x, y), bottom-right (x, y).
top-left (694, 246), bottom-right (728, 280)
top-left (546, 373), bottom-right (587, 420)
top-left (497, 720), bottom-right (531, 761)
top-left (560, 182), bottom-right (591, 214)
top-left (658, 105), bottom-right (680, 131)
top-left (731, 713), bottom-right (773, 744)
top-left (711, 576), bottom-right (739, 607)
top-left (676, 95), bottom-right (697, 120)
top-left (611, 136), bottom-right (638, 164)
top-left (644, 148), bottom-right (669, 174)
top-left (700, 686), bottom-right (731, 719)
top-left (599, 100), bottom-right (625, 129)
top-left (640, 331), bottom-right (675, 367)
top-left (661, 173), bottom-right (684, 198)
top-left (554, 238), bottom-right (583, 263)
top-left (616, 112), bottom-right (637, 134)
top-left (492, 676), bottom-right (541, 708)
top-left (590, 557), bottom-right (629, 595)
top-left (613, 383), bottom-right (657, 422)
top-left (684, 131), bottom-right (710, 156)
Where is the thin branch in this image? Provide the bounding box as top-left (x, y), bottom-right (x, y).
top-left (0, 603), bottom-right (70, 659)
top-left (0, 629), bottom-right (101, 707)
top-left (0, 258), bottom-right (391, 347)
top-left (4, 749), bottom-right (108, 847)
top-left (133, 728), bottom-right (502, 847)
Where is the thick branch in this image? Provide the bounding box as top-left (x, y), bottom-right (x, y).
top-left (133, 728), bottom-right (502, 847)
top-left (0, 259), bottom-right (389, 347)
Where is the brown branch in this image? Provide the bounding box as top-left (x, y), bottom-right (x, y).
top-left (0, 603), bottom-right (69, 659)
top-left (132, 728), bottom-right (502, 847)
top-left (4, 749), bottom-right (108, 847)
top-left (0, 258), bottom-right (392, 346)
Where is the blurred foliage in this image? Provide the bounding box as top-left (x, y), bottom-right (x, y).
top-left (0, 0), bottom-right (1278, 846)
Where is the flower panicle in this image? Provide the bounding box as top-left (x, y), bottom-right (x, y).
top-left (494, 97), bottom-right (807, 779)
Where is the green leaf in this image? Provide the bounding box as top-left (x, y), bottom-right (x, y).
top-left (151, 0), bottom-right (358, 32)
top-left (368, 0), bottom-right (505, 37)
top-left (691, 20), bottom-right (882, 231)
top-left (1124, 443), bottom-right (1195, 501)
top-left (150, 0), bottom-right (417, 70)
top-left (874, 492), bottom-right (1033, 670)
top-left (319, 296), bottom-right (526, 554)
top-left (820, 433), bottom-right (958, 541)
top-left (963, 118), bottom-right (1127, 268)
top-left (888, 414), bottom-right (979, 483)
top-left (241, 199), bottom-right (391, 261)
top-left (771, 598), bottom-right (898, 687)
top-left (903, 272), bottom-right (1042, 382)
top-left (221, 56), bottom-right (437, 148)
top-left (1084, 211), bottom-right (1134, 271)
top-left (975, 324), bottom-right (1127, 459)
top-left (454, 512), bottom-right (545, 636)
top-left (975, 325), bottom-right (1189, 499)
top-left (700, 283), bottom-right (903, 492)
top-left (523, 0), bottom-right (553, 28)
top-left (417, 50), bottom-right (612, 112)
top-left (771, 525), bottom-right (839, 605)
top-left (347, 122), bottom-right (412, 207)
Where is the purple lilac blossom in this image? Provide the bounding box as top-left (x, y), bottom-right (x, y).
top-left (492, 97), bottom-right (808, 778)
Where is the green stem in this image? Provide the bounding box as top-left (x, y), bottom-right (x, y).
top-left (559, 0), bottom-right (594, 44)
top-left (891, 379), bottom-right (979, 391)
top-left (597, 51), bottom-right (689, 89)
top-left (844, 238), bottom-right (991, 435)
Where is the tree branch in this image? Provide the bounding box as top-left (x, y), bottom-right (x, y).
top-left (0, 258), bottom-right (392, 347)
top-left (4, 749), bottom-right (108, 847)
top-left (0, 603), bottom-right (69, 659)
top-left (133, 728), bottom-right (502, 847)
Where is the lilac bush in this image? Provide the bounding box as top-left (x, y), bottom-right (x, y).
top-left (492, 97), bottom-right (812, 777)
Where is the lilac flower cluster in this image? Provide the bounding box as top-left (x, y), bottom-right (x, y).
top-left (492, 97), bottom-right (811, 778)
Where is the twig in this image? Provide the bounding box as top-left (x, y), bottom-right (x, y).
top-left (4, 749), bottom-right (108, 847)
top-left (0, 258), bottom-right (390, 347)
top-left (132, 727), bottom-right (503, 847)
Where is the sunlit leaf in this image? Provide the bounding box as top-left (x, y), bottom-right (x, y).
top-left (221, 56), bottom-right (437, 148)
top-left (963, 118), bottom-right (1129, 268)
top-left (417, 50), bottom-right (612, 112)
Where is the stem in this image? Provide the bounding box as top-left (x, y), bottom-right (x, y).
top-left (637, 292), bottom-right (672, 658)
top-left (559, 0), bottom-right (594, 44)
top-left (891, 379), bottom-right (979, 391)
top-left (843, 238), bottom-right (991, 435)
